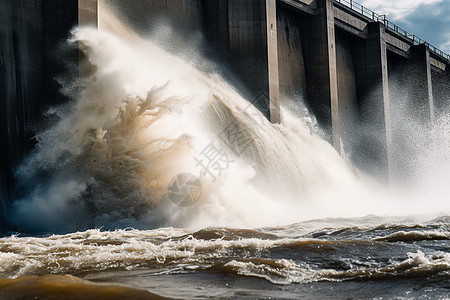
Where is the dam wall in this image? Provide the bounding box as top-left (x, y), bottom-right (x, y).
top-left (107, 0), bottom-right (272, 116)
top-left (99, 0), bottom-right (450, 178)
top-left (0, 0), bottom-right (97, 228)
top-left (1, 0), bottom-right (450, 228)
top-left (276, 0), bottom-right (449, 178)
top-left (0, 0), bottom-right (43, 221)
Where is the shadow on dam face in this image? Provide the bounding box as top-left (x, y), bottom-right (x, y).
top-left (0, 0), bottom-right (87, 231)
top-left (102, 0), bottom-right (272, 118)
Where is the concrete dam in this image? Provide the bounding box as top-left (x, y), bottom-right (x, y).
top-left (1, 0), bottom-right (449, 228)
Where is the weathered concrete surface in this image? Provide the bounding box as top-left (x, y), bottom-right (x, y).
top-left (409, 45), bottom-right (435, 122)
top-left (276, 2), bottom-right (306, 99)
top-left (227, 0), bottom-right (270, 115)
top-left (335, 31), bottom-right (359, 156)
top-left (79, 0), bottom-right (98, 26)
top-left (304, 0), bottom-right (340, 148)
top-left (387, 46), bottom-right (438, 180)
top-left (42, 0), bottom-right (78, 108)
top-left (360, 22), bottom-right (392, 177)
top-left (103, 0), bottom-right (202, 34)
top-left (202, 0), bottom-right (271, 116)
top-left (279, 0), bottom-right (450, 179)
top-left (266, 0), bottom-right (280, 123)
top-left (281, 0), bottom-right (315, 13)
top-left (0, 0), bottom-right (98, 229)
top-left (431, 68), bottom-right (450, 116)
top-left (201, 0), bottom-right (229, 50)
top-left (0, 0), bottom-right (44, 225)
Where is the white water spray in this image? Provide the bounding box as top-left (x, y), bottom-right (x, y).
top-left (10, 4), bottom-right (450, 233)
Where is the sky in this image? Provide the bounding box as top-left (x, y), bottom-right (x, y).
top-left (360, 0), bottom-right (450, 53)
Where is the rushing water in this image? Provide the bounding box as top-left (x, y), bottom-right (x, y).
top-left (1, 217), bottom-right (450, 299)
top-left (1, 3), bottom-right (450, 299)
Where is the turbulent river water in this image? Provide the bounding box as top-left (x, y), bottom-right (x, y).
top-left (1, 217), bottom-right (449, 299)
top-left (1, 3), bottom-right (450, 299)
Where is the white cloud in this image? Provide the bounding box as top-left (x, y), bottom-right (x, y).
top-left (360, 0), bottom-right (443, 20)
top-left (440, 33), bottom-right (450, 53)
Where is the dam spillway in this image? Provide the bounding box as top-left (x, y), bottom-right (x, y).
top-left (0, 2), bottom-right (450, 298)
top-left (1, 0), bottom-right (450, 228)
top-left (104, 0), bottom-right (450, 178)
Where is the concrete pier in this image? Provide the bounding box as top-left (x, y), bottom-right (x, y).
top-left (305, 0), bottom-right (340, 148)
top-left (361, 22), bottom-right (392, 176)
top-left (79, 0), bottom-right (98, 26)
top-left (432, 65), bottom-right (450, 115)
top-left (409, 45), bottom-right (435, 122)
top-left (266, 0), bottom-right (281, 123)
top-left (275, 0), bottom-right (448, 177)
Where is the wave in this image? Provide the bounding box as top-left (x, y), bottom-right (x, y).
top-left (373, 230), bottom-right (450, 242)
top-left (1, 226), bottom-right (449, 285)
top-left (0, 275), bottom-right (164, 300)
top-left (215, 251), bottom-right (450, 284)
top-left (0, 228), bottom-right (329, 278)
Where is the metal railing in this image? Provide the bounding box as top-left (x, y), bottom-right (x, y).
top-left (334, 0), bottom-right (450, 61)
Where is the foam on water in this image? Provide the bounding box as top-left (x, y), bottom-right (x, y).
top-left (0, 221), bottom-right (449, 285)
